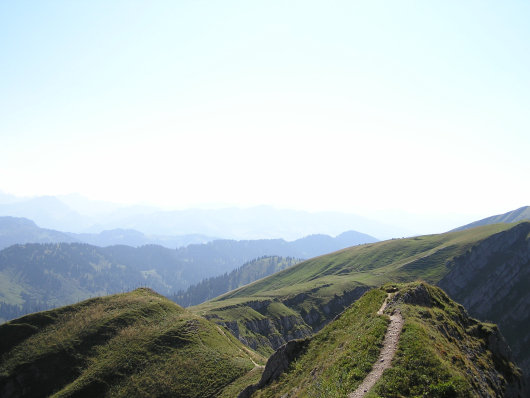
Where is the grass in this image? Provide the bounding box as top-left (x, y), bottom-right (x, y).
top-left (0, 288), bottom-right (265, 397)
top-left (192, 223), bottom-right (524, 355)
top-left (253, 288), bottom-right (388, 397)
top-left (252, 282), bottom-right (522, 397)
top-left (368, 283), bottom-right (521, 398)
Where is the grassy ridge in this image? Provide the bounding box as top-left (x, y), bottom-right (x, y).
top-left (253, 288), bottom-right (388, 397)
top-left (254, 283), bottom-right (522, 397)
top-left (205, 223), bottom-right (513, 304)
top-left (0, 288), bottom-right (265, 397)
top-left (193, 224), bottom-right (520, 355)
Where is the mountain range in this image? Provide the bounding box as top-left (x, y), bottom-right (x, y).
top-left (0, 194), bottom-right (411, 239)
top-left (0, 206), bottom-right (528, 396)
top-left (0, 229), bottom-right (377, 323)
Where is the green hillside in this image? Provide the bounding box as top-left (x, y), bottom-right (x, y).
top-left (192, 221), bottom-right (530, 391)
top-left (193, 223), bottom-right (519, 351)
top-left (249, 282), bottom-right (522, 397)
top-left (0, 288), bottom-right (265, 398)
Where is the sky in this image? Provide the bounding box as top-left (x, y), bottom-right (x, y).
top-left (1, 1), bottom-right (529, 229)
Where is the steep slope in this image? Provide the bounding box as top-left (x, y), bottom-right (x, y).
top-left (438, 221), bottom-right (530, 390)
top-left (0, 288), bottom-right (264, 398)
top-left (452, 206), bottom-right (530, 231)
top-left (246, 283), bottom-right (523, 397)
top-left (194, 223), bottom-right (523, 350)
top-left (170, 256), bottom-right (302, 307)
top-left (0, 217), bottom-right (78, 250)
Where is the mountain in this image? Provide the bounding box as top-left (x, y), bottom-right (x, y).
top-left (0, 231), bottom-right (377, 322)
top-left (452, 206), bottom-right (530, 231)
top-left (0, 288), bottom-right (265, 397)
top-left (171, 256), bottom-right (302, 307)
top-left (0, 196), bottom-right (91, 232)
top-left (70, 228), bottom-right (215, 249)
top-left (2, 194), bottom-right (402, 239)
top-left (94, 206), bottom-right (396, 240)
top-left (0, 217), bottom-right (78, 250)
top-left (193, 221), bottom-right (530, 389)
top-left (242, 282), bottom-right (523, 397)
top-left (0, 217), bottom-right (213, 251)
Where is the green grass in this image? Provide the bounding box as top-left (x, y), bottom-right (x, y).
top-left (253, 288), bottom-right (388, 397)
top-left (367, 283), bottom-right (521, 398)
top-left (252, 282), bottom-right (521, 397)
top-left (192, 223), bottom-right (524, 355)
top-left (0, 288), bottom-right (265, 397)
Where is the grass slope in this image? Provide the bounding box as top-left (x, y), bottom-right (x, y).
top-left (253, 283), bottom-right (522, 397)
top-left (0, 288), bottom-right (265, 398)
top-left (193, 223), bottom-right (523, 354)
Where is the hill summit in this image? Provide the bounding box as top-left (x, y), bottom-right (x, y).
top-left (0, 288), bottom-right (265, 397)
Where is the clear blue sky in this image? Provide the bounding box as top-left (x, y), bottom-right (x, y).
top-left (1, 1), bottom-right (529, 226)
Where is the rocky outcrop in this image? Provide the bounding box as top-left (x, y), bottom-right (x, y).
top-left (287, 285), bottom-right (370, 331)
top-left (238, 338), bottom-right (310, 398)
top-left (438, 222), bottom-right (530, 393)
top-left (209, 286), bottom-right (369, 353)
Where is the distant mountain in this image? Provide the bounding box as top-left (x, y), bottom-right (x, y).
top-left (0, 288), bottom-right (265, 397)
top-left (0, 217), bottom-right (211, 250)
top-left (0, 196), bottom-right (91, 232)
top-left (171, 256), bottom-right (302, 307)
top-left (1, 194), bottom-right (402, 239)
top-left (0, 216), bottom-right (78, 250)
top-left (0, 231), bottom-right (377, 322)
top-left (93, 205), bottom-right (396, 240)
top-left (70, 229), bottom-right (216, 249)
top-left (452, 206), bottom-right (530, 231)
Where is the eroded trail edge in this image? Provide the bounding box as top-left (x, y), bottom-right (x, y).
top-left (348, 294), bottom-right (404, 398)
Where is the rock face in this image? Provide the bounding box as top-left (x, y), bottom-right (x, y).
top-left (219, 314), bottom-right (312, 351)
top-left (238, 338), bottom-right (310, 398)
top-left (210, 286), bottom-right (369, 354)
top-left (438, 222), bottom-right (530, 394)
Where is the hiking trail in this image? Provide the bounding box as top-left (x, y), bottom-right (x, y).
top-left (348, 293), bottom-right (404, 398)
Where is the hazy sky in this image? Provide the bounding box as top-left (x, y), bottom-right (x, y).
top-left (1, 1), bottom-right (529, 222)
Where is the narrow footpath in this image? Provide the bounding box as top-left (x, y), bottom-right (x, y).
top-left (348, 294), bottom-right (404, 398)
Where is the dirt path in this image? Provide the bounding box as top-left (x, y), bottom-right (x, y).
top-left (348, 294), bottom-right (403, 398)
top-left (216, 325), bottom-right (264, 369)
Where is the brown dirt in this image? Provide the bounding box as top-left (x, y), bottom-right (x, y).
top-left (348, 294), bottom-right (403, 398)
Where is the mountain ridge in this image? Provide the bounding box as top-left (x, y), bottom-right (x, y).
top-left (193, 221), bottom-right (530, 390)
top-left (452, 206), bottom-right (530, 232)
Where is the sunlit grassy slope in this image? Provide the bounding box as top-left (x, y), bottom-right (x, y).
top-left (198, 224), bottom-right (514, 308)
top-left (253, 282), bottom-right (522, 397)
top-left (0, 288), bottom-right (265, 398)
top-left (192, 223), bottom-right (524, 355)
